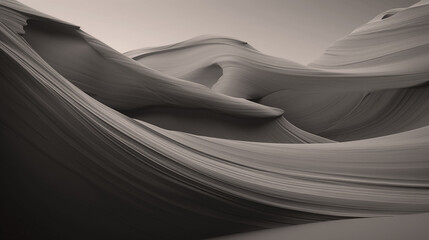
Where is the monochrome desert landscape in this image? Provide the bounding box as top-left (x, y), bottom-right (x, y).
top-left (1, 0), bottom-right (429, 239)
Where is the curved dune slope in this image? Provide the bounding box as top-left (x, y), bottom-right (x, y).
top-left (128, 3), bottom-right (429, 141)
top-left (211, 213), bottom-right (429, 240)
top-left (1, 0), bottom-right (429, 239)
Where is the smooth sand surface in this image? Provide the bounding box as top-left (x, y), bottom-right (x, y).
top-left (1, 0), bottom-right (429, 239)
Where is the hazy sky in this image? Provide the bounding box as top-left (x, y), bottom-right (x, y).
top-left (19, 0), bottom-right (417, 64)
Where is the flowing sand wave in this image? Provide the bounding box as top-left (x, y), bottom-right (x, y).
top-left (1, 0), bottom-right (429, 239)
top-left (210, 212), bottom-right (429, 240)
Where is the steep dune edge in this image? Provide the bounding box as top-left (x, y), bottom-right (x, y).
top-left (1, 0), bottom-right (429, 239)
top-left (126, 2), bottom-right (429, 141)
top-left (13, 6), bottom-right (334, 143)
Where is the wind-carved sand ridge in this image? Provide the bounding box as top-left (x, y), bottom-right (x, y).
top-left (1, 0), bottom-right (429, 239)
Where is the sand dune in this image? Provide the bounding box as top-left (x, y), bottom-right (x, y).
top-left (1, 0), bottom-right (429, 239)
top-left (211, 213), bottom-right (429, 240)
top-left (126, 4), bottom-right (429, 140)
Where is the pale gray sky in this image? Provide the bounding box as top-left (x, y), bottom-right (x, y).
top-left (19, 0), bottom-right (417, 64)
